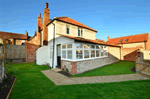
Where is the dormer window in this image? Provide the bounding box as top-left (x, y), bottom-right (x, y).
top-left (66, 26), bottom-right (69, 34)
top-left (125, 39), bottom-right (128, 42)
top-left (78, 28), bottom-right (83, 37)
top-left (120, 39), bottom-right (123, 42)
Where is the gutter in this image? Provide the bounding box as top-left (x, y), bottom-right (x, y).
top-left (52, 22), bottom-right (55, 68)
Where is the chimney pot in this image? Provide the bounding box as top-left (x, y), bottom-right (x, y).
top-left (107, 36), bottom-right (110, 40)
top-left (46, 3), bottom-right (48, 8)
top-left (39, 13), bottom-right (41, 17)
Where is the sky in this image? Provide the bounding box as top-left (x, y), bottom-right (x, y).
top-left (0, 0), bottom-right (150, 41)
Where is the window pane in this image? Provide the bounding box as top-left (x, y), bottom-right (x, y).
top-left (91, 50), bottom-right (95, 57)
top-left (62, 51), bottom-right (66, 55)
top-left (67, 27), bottom-right (69, 34)
top-left (96, 50), bottom-right (99, 57)
top-left (67, 44), bottom-right (72, 48)
top-left (76, 50), bottom-right (82, 54)
top-left (91, 45), bottom-right (95, 49)
top-left (104, 50), bottom-right (108, 56)
top-left (101, 50), bottom-right (104, 56)
top-left (78, 28), bottom-right (80, 36)
top-left (67, 55), bottom-right (72, 59)
top-left (62, 45), bottom-right (66, 49)
top-left (81, 29), bottom-right (83, 37)
top-left (96, 45), bottom-right (99, 49)
top-left (76, 50), bottom-right (82, 59)
top-left (67, 50), bottom-right (72, 54)
top-left (84, 44), bottom-right (90, 49)
top-left (84, 50), bottom-right (89, 58)
top-left (67, 50), bottom-right (72, 59)
top-left (62, 55), bottom-right (66, 58)
top-left (100, 46), bottom-right (103, 49)
top-left (76, 44), bottom-right (83, 48)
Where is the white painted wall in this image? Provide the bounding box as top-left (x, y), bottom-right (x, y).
top-left (36, 46), bottom-right (49, 66)
top-left (48, 22), bottom-right (55, 41)
top-left (47, 36), bottom-right (74, 68)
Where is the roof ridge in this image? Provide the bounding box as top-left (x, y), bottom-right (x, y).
top-left (0, 31), bottom-right (25, 35)
top-left (54, 16), bottom-right (68, 19)
top-left (109, 33), bottom-right (149, 40)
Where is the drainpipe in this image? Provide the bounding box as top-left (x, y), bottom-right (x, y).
top-left (52, 23), bottom-right (55, 68)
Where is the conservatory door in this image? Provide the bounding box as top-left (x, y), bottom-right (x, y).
top-left (57, 44), bottom-right (61, 68)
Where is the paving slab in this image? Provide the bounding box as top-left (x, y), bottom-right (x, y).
top-left (41, 70), bottom-right (150, 85)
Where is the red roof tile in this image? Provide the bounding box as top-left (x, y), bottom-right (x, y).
top-left (107, 33), bottom-right (149, 45)
top-left (0, 31), bottom-right (28, 40)
top-left (48, 17), bottom-right (97, 32)
top-left (57, 34), bottom-right (121, 47)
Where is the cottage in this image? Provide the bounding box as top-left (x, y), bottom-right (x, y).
top-left (36, 3), bottom-right (122, 75)
top-left (107, 33), bottom-right (150, 61)
top-left (0, 31), bottom-right (29, 45)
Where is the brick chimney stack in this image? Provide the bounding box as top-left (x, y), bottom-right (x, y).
top-left (25, 31), bottom-right (28, 43)
top-left (43, 2), bottom-right (50, 45)
top-left (107, 36), bottom-right (110, 40)
top-left (37, 13), bottom-right (43, 45)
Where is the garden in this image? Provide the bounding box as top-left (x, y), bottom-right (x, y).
top-left (1, 62), bottom-right (150, 99)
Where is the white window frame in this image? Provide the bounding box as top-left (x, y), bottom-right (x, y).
top-left (75, 43), bottom-right (108, 60)
top-left (78, 28), bottom-right (83, 37)
top-left (61, 43), bottom-right (73, 59)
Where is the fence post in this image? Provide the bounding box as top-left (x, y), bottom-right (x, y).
top-left (26, 44), bottom-right (27, 63)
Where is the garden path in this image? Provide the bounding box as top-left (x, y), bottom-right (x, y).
top-left (41, 70), bottom-right (150, 85)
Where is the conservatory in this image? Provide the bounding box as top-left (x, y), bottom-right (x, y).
top-left (37, 35), bottom-right (121, 75)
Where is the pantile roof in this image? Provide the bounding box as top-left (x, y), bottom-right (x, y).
top-left (107, 33), bottom-right (149, 45)
top-left (47, 17), bottom-right (97, 32)
top-left (57, 34), bottom-right (121, 47)
top-left (0, 31), bottom-right (28, 40)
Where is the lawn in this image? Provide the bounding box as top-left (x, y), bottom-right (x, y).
top-left (71, 61), bottom-right (135, 77)
top-left (5, 62), bottom-right (150, 99)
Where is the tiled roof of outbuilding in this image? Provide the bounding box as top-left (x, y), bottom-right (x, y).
top-left (57, 34), bottom-right (121, 47)
top-left (107, 33), bottom-right (149, 45)
top-left (0, 31), bottom-right (28, 40)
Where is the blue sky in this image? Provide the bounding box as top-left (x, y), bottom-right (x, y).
top-left (0, 0), bottom-right (150, 41)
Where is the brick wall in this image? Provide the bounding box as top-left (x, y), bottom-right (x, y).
top-left (124, 50), bottom-right (138, 62)
top-left (61, 52), bottom-right (120, 75)
top-left (25, 43), bottom-right (40, 62)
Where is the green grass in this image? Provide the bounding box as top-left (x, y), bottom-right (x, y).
top-left (5, 62), bottom-right (150, 99)
top-left (71, 61), bottom-right (135, 77)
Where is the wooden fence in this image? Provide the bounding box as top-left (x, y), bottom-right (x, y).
top-left (5, 45), bottom-right (26, 62)
top-left (135, 57), bottom-right (150, 77)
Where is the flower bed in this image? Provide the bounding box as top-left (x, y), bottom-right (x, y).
top-left (0, 74), bottom-right (16, 99)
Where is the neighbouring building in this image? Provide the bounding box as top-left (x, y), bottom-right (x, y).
top-left (36, 3), bottom-right (122, 75)
top-left (107, 33), bottom-right (150, 61)
top-left (0, 31), bottom-right (30, 45)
